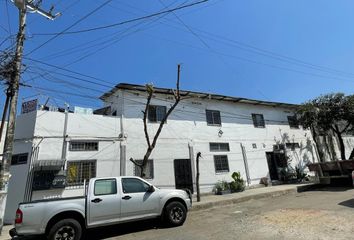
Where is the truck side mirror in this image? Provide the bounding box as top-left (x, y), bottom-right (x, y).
top-left (147, 185), bottom-right (155, 193)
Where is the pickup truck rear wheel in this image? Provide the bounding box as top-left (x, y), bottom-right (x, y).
top-left (47, 218), bottom-right (82, 240)
top-left (164, 201), bottom-right (187, 227)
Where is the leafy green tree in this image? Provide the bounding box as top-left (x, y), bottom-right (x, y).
top-left (298, 93), bottom-right (354, 161)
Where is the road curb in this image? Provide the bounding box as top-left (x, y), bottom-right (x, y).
top-left (190, 184), bottom-right (316, 212)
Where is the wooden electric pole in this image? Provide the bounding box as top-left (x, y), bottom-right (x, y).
top-left (1, 7), bottom-right (27, 190)
top-left (0, 0), bottom-right (57, 231)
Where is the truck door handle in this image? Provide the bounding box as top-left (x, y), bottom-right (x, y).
top-left (91, 198), bottom-right (102, 203)
top-left (122, 196), bottom-right (131, 200)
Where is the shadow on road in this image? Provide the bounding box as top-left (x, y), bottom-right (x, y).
top-left (12, 219), bottom-right (167, 240)
top-left (338, 198), bottom-right (354, 208)
top-left (86, 218), bottom-right (166, 240)
top-left (304, 185), bottom-right (353, 192)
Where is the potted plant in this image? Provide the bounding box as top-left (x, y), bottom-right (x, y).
top-left (213, 180), bottom-right (231, 195)
top-left (229, 171), bottom-right (246, 193)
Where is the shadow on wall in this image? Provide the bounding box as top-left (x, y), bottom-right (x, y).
top-left (274, 131), bottom-right (315, 171)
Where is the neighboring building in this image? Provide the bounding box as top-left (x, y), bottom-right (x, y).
top-left (5, 83), bottom-right (319, 223)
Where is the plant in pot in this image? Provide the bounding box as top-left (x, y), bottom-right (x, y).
top-left (213, 180), bottom-right (231, 195)
top-left (229, 171), bottom-right (246, 193)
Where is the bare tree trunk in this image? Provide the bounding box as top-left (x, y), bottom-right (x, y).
top-left (310, 125), bottom-right (324, 162)
top-left (333, 124), bottom-right (346, 160)
top-left (196, 152), bottom-right (201, 202)
top-left (131, 65), bottom-right (182, 179)
top-left (349, 148), bottom-right (354, 160)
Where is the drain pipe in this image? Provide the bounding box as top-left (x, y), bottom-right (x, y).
top-left (240, 143), bottom-right (251, 185)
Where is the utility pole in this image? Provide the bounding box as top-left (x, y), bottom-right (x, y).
top-left (0, 0), bottom-right (57, 231)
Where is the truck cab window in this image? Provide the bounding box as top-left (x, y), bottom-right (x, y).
top-left (94, 179), bottom-right (117, 196)
top-left (122, 178), bottom-right (149, 193)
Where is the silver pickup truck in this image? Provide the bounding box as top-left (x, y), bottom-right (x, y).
top-left (10, 176), bottom-right (192, 240)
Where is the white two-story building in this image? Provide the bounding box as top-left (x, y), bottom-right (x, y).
top-left (5, 83), bottom-right (319, 223)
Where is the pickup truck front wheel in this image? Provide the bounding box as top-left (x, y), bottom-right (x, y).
top-left (164, 201), bottom-right (187, 227)
top-left (47, 218), bottom-right (82, 240)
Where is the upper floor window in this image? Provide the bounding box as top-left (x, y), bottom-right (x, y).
top-left (148, 105), bottom-right (166, 122)
top-left (287, 116), bottom-right (299, 129)
top-left (11, 153), bottom-right (28, 165)
top-left (206, 110), bottom-right (221, 126)
top-left (69, 141), bottom-right (98, 151)
top-left (210, 143), bottom-right (230, 152)
top-left (285, 142), bottom-right (300, 150)
top-left (252, 113), bottom-right (265, 128)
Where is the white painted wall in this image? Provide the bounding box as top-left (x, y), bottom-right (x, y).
top-left (5, 88), bottom-right (322, 222)
top-left (5, 110), bottom-right (121, 223)
top-left (5, 112), bottom-right (36, 224)
top-left (114, 89), bottom-right (317, 192)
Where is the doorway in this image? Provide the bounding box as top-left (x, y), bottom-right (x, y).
top-left (174, 159), bottom-right (193, 193)
top-left (265, 152), bottom-right (287, 180)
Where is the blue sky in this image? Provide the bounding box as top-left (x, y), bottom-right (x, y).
top-left (1, 0), bottom-right (354, 110)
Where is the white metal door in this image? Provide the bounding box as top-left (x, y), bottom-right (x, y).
top-left (87, 178), bottom-right (121, 226)
top-left (120, 177), bottom-right (160, 221)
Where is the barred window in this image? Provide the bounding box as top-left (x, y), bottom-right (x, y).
top-left (214, 155), bottom-right (229, 173)
top-left (206, 110), bottom-right (221, 126)
top-left (287, 116), bottom-right (299, 129)
top-left (69, 141), bottom-right (98, 151)
top-left (134, 160), bottom-right (154, 179)
top-left (252, 113), bottom-right (265, 128)
top-left (148, 105), bottom-right (166, 122)
top-left (66, 160), bottom-right (96, 186)
top-left (11, 153), bottom-right (28, 165)
top-left (286, 142), bottom-right (300, 150)
top-left (210, 143), bottom-right (230, 152)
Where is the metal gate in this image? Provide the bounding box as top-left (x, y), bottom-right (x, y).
top-left (174, 159), bottom-right (193, 193)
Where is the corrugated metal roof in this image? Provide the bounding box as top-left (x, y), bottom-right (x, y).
top-left (100, 83), bottom-right (299, 108)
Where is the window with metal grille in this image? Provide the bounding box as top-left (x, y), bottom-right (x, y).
top-left (133, 160), bottom-right (154, 179)
top-left (11, 153), bottom-right (28, 165)
top-left (252, 113), bottom-right (265, 128)
top-left (214, 155), bottom-right (229, 173)
top-left (66, 160), bottom-right (96, 186)
top-left (69, 141), bottom-right (98, 151)
top-left (210, 143), bottom-right (230, 152)
top-left (285, 143), bottom-right (300, 150)
top-left (148, 105), bottom-right (167, 122)
top-left (287, 116), bottom-right (299, 129)
top-left (206, 110), bottom-right (221, 126)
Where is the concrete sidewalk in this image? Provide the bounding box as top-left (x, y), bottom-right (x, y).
top-left (191, 183), bottom-right (314, 211)
top-left (0, 183), bottom-right (315, 240)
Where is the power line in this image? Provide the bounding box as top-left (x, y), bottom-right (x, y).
top-left (26, 0), bottom-right (113, 55)
top-left (117, 2), bottom-right (354, 80)
top-left (38, 1), bottom-right (183, 62)
top-left (30, 0), bottom-right (208, 36)
top-left (4, 0), bottom-right (13, 44)
top-left (23, 56), bottom-right (115, 85)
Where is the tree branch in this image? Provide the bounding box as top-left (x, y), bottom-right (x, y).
top-left (340, 122), bottom-right (352, 134)
top-left (130, 157), bottom-right (142, 167)
top-left (143, 90), bottom-right (153, 149)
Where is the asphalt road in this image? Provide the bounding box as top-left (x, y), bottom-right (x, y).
top-left (87, 187), bottom-right (354, 240)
